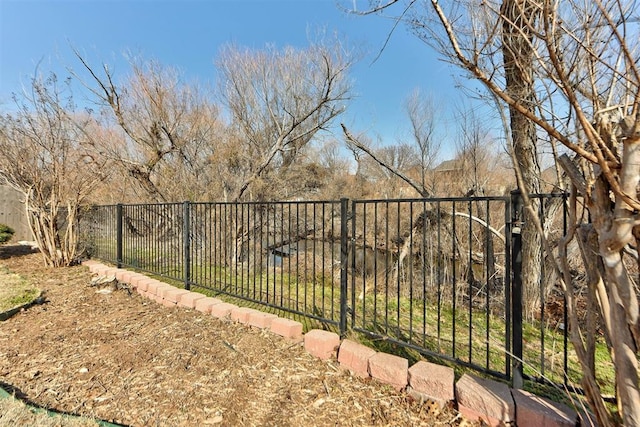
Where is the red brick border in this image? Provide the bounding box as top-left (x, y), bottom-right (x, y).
top-left (194, 297), bottom-right (222, 313)
top-left (337, 339), bottom-right (376, 378)
top-left (270, 318), bottom-right (303, 341)
top-left (368, 352), bottom-right (408, 391)
top-left (303, 330), bottom-right (340, 361)
top-left (178, 292), bottom-right (206, 308)
top-left (210, 302), bottom-right (238, 319)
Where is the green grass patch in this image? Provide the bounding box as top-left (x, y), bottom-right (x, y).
top-left (0, 267), bottom-right (39, 313)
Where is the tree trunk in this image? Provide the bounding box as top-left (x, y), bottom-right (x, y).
top-left (501, 0), bottom-right (543, 320)
top-left (592, 182), bottom-right (640, 425)
top-left (566, 129), bottom-right (640, 425)
top-left (602, 130), bottom-right (640, 426)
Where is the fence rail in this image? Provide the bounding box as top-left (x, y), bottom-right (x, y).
top-left (79, 192), bottom-right (571, 389)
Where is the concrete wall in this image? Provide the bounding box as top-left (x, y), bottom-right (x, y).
top-left (0, 185), bottom-right (32, 241)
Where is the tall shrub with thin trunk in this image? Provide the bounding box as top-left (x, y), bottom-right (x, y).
top-left (0, 73), bottom-right (108, 267)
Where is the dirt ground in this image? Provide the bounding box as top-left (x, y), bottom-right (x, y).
top-left (0, 245), bottom-right (470, 426)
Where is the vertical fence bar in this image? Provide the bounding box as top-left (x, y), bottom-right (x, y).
top-left (339, 198), bottom-right (349, 337)
top-left (281, 203), bottom-right (286, 307)
top-left (351, 200), bottom-right (357, 326)
top-left (539, 196), bottom-right (546, 379)
top-left (395, 202), bottom-right (401, 335)
top-left (235, 203), bottom-right (240, 295)
top-left (373, 202), bottom-right (379, 328)
top-left (485, 200), bottom-right (491, 371)
top-left (183, 201), bottom-right (191, 290)
top-left (321, 203), bottom-right (326, 316)
top-left (272, 203), bottom-right (277, 305)
top-left (421, 200), bottom-right (427, 349)
top-left (437, 201), bottom-right (442, 353)
top-left (295, 204), bottom-right (300, 309)
top-left (562, 192), bottom-right (569, 387)
top-left (116, 203), bottom-right (123, 268)
top-left (504, 197), bottom-right (512, 380)
top-left (311, 204), bottom-right (317, 310)
top-left (362, 202), bottom-right (368, 330)
top-left (384, 201), bottom-right (389, 332)
top-left (331, 203), bottom-right (336, 319)
top-left (291, 203), bottom-right (297, 312)
top-left (468, 200), bottom-right (473, 363)
top-left (510, 189), bottom-right (524, 389)
top-left (214, 204), bottom-right (218, 287)
top-left (408, 201), bottom-right (414, 344)
top-left (452, 201), bottom-right (457, 359)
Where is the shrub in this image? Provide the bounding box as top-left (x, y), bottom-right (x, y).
top-left (0, 224), bottom-right (15, 243)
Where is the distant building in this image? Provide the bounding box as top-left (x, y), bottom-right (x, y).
top-left (433, 158), bottom-right (464, 175)
top-left (432, 156), bottom-right (514, 196)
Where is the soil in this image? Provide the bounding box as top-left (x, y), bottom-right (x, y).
top-left (0, 245), bottom-right (471, 426)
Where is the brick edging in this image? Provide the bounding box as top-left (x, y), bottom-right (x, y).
top-left (84, 261), bottom-right (582, 427)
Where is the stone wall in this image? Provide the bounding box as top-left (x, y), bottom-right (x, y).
top-left (0, 186), bottom-right (32, 241)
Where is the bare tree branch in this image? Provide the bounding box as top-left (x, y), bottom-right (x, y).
top-left (341, 123), bottom-right (431, 197)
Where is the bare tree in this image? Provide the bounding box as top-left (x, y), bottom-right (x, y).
top-left (0, 72), bottom-right (109, 266)
top-left (317, 138), bottom-right (351, 172)
top-left (347, 0), bottom-right (640, 423)
top-left (342, 88), bottom-right (442, 198)
top-left (404, 88), bottom-right (441, 194)
top-left (359, 142), bottom-right (420, 197)
top-left (343, 124), bottom-right (431, 197)
top-left (216, 40), bottom-right (355, 201)
top-left (499, 0), bottom-right (544, 327)
top-left (454, 105), bottom-right (494, 195)
top-left (454, 106), bottom-right (500, 304)
top-left (74, 54), bottom-right (221, 202)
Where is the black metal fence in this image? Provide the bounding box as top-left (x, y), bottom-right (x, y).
top-left (78, 192), bottom-right (573, 389)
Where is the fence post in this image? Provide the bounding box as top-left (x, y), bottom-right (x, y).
top-left (183, 201), bottom-right (191, 291)
top-left (116, 203), bottom-right (123, 268)
top-left (510, 189), bottom-right (524, 389)
top-left (339, 198), bottom-right (349, 337)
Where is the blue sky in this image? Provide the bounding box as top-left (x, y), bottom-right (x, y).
top-left (0, 0), bottom-right (469, 158)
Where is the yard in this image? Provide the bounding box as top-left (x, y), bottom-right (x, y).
top-left (0, 244), bottom-right (470, 426)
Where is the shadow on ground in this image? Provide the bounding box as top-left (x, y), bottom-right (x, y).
top-left (0, 244), bottom-right (37, 260)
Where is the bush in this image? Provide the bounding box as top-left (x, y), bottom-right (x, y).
top-left (0, 224), bottom-right (15, 243)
